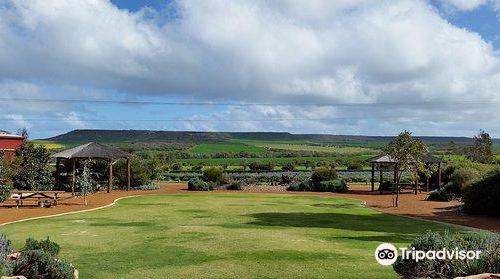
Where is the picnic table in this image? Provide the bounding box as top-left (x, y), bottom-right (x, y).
top-left (10, 190), bottom-right (66, 208)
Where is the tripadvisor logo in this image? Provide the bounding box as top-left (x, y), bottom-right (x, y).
top-left (375, 243), bottom-right (483, 266)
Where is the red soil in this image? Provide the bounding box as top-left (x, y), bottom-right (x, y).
top-left (0, 183), bottom-right (499, 233)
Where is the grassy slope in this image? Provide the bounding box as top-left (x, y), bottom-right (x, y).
top-left (0, 194), bottom-right (465, 279)
top-left (189, 142), bottom-right (267, 154)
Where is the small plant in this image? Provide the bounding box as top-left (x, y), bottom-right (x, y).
top-left (75, 160), bottom-right (99, 206)
top-left (188, 179), bottom-right (212, 191)
top-left (23, 237), bottom-right (61, 257)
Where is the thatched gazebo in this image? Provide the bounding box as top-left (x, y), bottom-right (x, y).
top-left (367, 154), bottom-right (444, 193)
top-left (52, 142), bottom-right (132, 195)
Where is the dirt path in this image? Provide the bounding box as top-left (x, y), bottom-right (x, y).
top-left (1, 183), bottom-right (499, 233)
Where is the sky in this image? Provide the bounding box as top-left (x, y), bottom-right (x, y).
top-left (1, 0), bottom-right (500, 139)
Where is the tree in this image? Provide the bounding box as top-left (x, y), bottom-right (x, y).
top-left (385, 131), bottom-right (429, 207)
top-left (0, 152), bottom-right (11, 202)
top-left (75, 160), bottom-right (98, 206)
top-left (13, 143), bottom-right (54, 191)
top-left (467, 130), bottom-right (494, 164)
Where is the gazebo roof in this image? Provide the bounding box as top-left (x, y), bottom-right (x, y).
top-left (51, 142), bottom-right (131, 159)
top-left (367, 154), bottom-right (444, 163)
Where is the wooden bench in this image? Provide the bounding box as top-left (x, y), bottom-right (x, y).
top-left (10, 190), bottom-right (66, 208)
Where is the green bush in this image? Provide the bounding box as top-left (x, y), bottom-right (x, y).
top-left (114, 158), bottom-right (150, 187)
top-left (287, 180), bottom-right (313, 192)
top-left (227, 181), bottom-right (243, 190)
top-left (379, 180), bottom-right (393, 192)
top-left (248, 162), bottom-right (274, 171)
top-left (426, 188), bottom-right (455, 202)
top-left (317, 179), bottom-right (348, 192)
top-left (12, 237), bottom-right (74, 279)
top-left (447, 167), bottom-right (479, 195)
top-left (13, 250), bottom-right (74, 279)
top-left (0, 152), bottom-right (11, 202)
top-left (346, 161), bottom-right (364, 170)
top-left (202, 167), bottom-right (224, 183)
top-left (187, 179), bottom-right (212, 191)
top-left (23, 237), bottom-right (60, 257)
top-left (393, 231), bottom-right (500, 279)
top-left (311, 167), bottom-right (338, 187)
top-left (463, 170), bottom-right (500, 217)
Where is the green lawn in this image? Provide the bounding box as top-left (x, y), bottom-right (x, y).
top-left (0, 194), bottom-right (465, 279)
top-left (189, 142), bottom-right (268, 154)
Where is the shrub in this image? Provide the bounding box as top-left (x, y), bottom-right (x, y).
top-left (248, 162), bottom-right (274, 171)
top-left (463, 170), bottom-right (500, 217)
top-left (227, 181), bottom-right (243, 190)
top-left (12, 237), bottom-right (75, 279)
top-left (447, 167), bottom-right (479, 195)
top-left (187, 179), bottom-right (212, 191)
top-left (13, 250), bottom-right (74, 279)
top-left (135, 183), bottom-right (161, 191)
top-left (0, 152), bottom-right (11, 203)
top-left (346, 161), bottom-right (364, 170)
top-left (23, 237), bottom-right (60, 257)
top-left (287, 180), bottom-right (313, 192)
top-left (379, 180), bottom-right (393, 192)
top-left (317, 179), bottom-right (348, 193)
top-left (426, 188), bottom-right (455, 202)
top-left (202, 167), bottom-right (224, 183)
top-left (311, 167), bottom-right (338, 187)
top-left (393, 231), bottom-right (500, 279)
top-left (114, 158), bottom-right (150, 187)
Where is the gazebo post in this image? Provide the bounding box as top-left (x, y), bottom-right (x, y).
top-left (71, 158), bottom-right (76, 197)
top-left (108, 158), bottom-right (113, 193)
top-left (127, 158), bottom-right (131, 191)
top-left (426, 163), bottom-right (430, 192)
top-left (371, 162), bottom-right (375, 192)
top-left (379, 166), bottom-right (383, 189)
top-left (56, 157), bottom-right (60, 189)
top-left (437, 162), bottom-right (442, 190)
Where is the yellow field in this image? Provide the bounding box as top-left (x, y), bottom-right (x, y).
top-left (31, 140), bottom-right (65, 149)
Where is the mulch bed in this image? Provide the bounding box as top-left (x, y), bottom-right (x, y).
top-left (1, 183), bottom-right (499, 233)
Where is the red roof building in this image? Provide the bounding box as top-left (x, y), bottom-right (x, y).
top-left (0, 130), bottom-right (25, 161)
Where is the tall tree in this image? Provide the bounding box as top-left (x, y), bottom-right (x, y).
top-left (385, 131), bottom-right (429, 207)
top-left (13, 143), bottom-right (54, 191)
top-left (467, 130), bottom-right (494, 164)
top-left (0, 152), bottom-right (11, 202)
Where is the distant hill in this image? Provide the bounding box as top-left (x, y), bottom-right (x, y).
top-left (45, 129), bottom-right (499, 145)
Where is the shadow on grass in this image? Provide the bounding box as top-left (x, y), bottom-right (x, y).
top-left (246, 212), bottom-right (452, 243)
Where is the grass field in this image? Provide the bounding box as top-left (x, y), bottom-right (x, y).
top-left (30, 140), bottom-right (65, 149)
top-left (250, 142), bottom-right (378, 154)
top-left (177, 155), bottom-right (374, 166)
top-left (189, 142), bottom-right (267, 154)
top-left (0, 193), bottom-right (464, 279)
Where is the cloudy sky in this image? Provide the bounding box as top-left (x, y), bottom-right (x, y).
top-left (1, 0), bottom-right (500, 138)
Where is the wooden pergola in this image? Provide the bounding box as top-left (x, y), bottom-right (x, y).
top-left (51, 142), bottom-right (132, 195)
top-left (367, 154), bottom-right (444, 194)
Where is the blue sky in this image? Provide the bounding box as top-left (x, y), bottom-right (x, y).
top-left (1, 0), bottom-right (500, 139)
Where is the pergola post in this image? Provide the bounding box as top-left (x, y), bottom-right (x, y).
top-left (56, 157), bottom-right (60, 189)
top-left (71, 158), bottom-right (76, 197)
top-left (371, 162), bottom-right (375, 192)
top-left (437, 162), bottom-right (442, 190)
top-left (425, 163), bottom-right (430, 192)
top-left (127, 158), bottom-right (131, 191)
top-left (108, 158), bottom-right (113, 193)
top-left (379, 166), bottom-right (383, 189)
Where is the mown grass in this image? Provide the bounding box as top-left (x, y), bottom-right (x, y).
top-left (0, 193), bottom-right (466, 279)
top-left (250, 142), bottom-right (378, 154)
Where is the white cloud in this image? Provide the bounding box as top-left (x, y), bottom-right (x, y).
top-left (440, 0), bottom-right (488, 11)
top-left (1, 0), bottom-right (500, 136)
